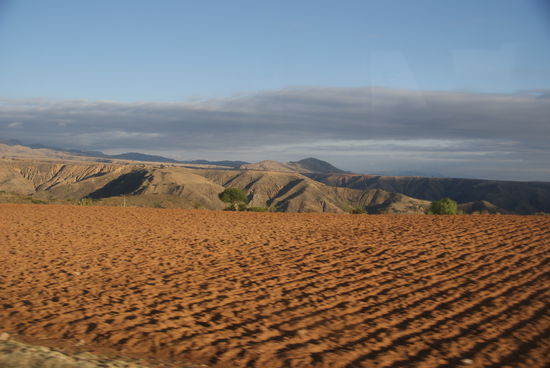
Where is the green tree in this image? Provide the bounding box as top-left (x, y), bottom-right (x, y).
top-left (428, 197), bottom-right (458, 215)
top-left (218, 187), bottom-right (249, 211)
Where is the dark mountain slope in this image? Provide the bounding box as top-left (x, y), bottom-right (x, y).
top-left (307, 173), bottom-right (550, 214)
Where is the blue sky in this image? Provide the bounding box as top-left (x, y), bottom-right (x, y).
top-left (1, 0), bottom-right (549, 180)
top-left (1, 0), bottom-right (549, 100)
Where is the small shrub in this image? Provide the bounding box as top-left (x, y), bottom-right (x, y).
top-left (31, 199), bottom-right (48, 205)
top-left (428, 198), bottom-right (458, 215)
top-left (349, 207), bottom-right (367, 214)
top-left (78, 198), bottom-right (95, 206)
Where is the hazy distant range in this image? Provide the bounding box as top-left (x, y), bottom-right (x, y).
top-left (1, 139), bottom-right (549, 215)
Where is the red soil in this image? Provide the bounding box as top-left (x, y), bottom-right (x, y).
top-left (0, 204), bottom-right (549, 367)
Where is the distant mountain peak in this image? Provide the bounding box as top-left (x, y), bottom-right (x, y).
top-left (108, 152), bottom-right (180, 163)
top-left (0, 138), bottom-right (23, 146)
top-left (295, 157), bottom-right (322, 162)
top-left (241, 157), bottom-right (345, 174)
top-left (289, 157), bottom-right (345, 173)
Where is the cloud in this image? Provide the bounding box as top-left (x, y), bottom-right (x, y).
top-left (0, 87), bottom-right (549, 180)
top-left (70, 130), bottom-right (164, 146)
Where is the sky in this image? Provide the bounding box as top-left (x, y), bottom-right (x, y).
top-left (1, 0), bottom-right (549, 181)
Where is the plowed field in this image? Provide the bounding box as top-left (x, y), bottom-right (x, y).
top-left (0, 204), bottom-right (549, 367)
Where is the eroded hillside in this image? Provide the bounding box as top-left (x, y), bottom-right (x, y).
top-left (3, 143), bottom-right (548, 214)
top-left (0, 160), bottom-right (132, 198)
top-left (0, 159), bottom-right (428, 213)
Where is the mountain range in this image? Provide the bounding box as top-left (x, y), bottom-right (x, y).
top-left (1, 141), bottom-right (549, 214)
top-left (0, 139), bottom-right (247, 168)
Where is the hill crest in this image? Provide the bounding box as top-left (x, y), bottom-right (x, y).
top-left (240, 158), bottom-right (345, 174)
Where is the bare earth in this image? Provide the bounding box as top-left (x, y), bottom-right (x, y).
top-left (0, 204), bottom-right (549, 368)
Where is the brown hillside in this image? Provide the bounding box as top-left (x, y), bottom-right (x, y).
top-left (239, 160), bottom-right (299, 173)
top-left (458, 200), bottom-right (507, 214)
top-left (0, 159), bottom-right (429, 213)
top-left (0, 159), bottom-right (132, 199)
top-left (193, 169), bottom-right (429, 213)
